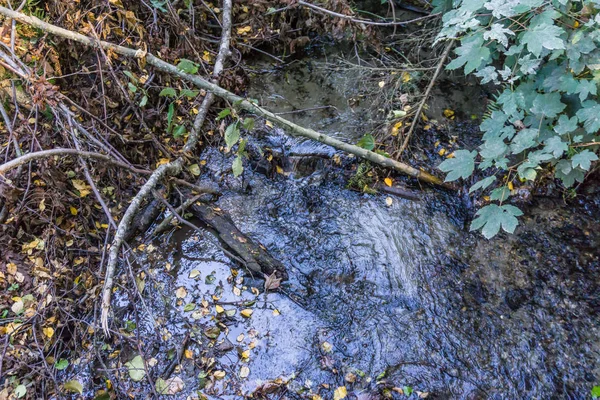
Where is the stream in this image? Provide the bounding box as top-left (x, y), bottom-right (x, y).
top-left (120, 52), bottom-right (600, 399)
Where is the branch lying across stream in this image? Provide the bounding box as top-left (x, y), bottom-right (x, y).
top-left (0, 6), bottom-right (448, 188)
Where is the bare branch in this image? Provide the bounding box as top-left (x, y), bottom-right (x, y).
top-left (400, 41), bottom-right (454, 154)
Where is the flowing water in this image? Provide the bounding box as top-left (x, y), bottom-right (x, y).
top-left (127, 54), bottom-right (600, 399)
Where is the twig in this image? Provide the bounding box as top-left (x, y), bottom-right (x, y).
top-left (0, 6), bottom-right (447, 187)
top-left (399, 40), bottom-right (453, 154)
top-left (152, 194), bottom-right (202, 235)
top-left (297, 0), bottom-right (439, 26)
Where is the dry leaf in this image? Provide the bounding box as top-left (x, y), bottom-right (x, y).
top-left (240, 366), bottom-right (250, 378)
top-left (333, 386), bottom-right (347, 400)
top-left (175, 287), bottom-right (187, 299)
top-left (213, 370), bottom-right (226, 380)
top-left (384, 177), bottom-right (393, 187)
top-left (264, 272), bottom-right (281, 291)
top-left (385, 197), bottom-right (393, 206)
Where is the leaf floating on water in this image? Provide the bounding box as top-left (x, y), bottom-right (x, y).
top-left (183, 303), bottom-right (195, 312)
top-left (215, 305), bottom-right (225, 314)
top-left (384, 177), bottom-right (393, 187)
top-left (240, 366), bottom-right (250, 378)
top-left (264, 272), bottom-right (281, 291)
top-left (63, 380), bottom-right (83, 395)
top-left (125, 355), bottom-right (146, 382)
top-left (189, 269), bottom-right (200, 279)
top-left (321, 341), bottom-right (333, 353)
top-left (175, 287), bottom-right (187, 299)
top-left (213, 370), bottom-right (226, 380)
top-left (203, 326), bottom-right (221, 339)
top-left (156, 376), bottom-right (185, 395)
top-left (272, 309), bottom-right (280, 316)
top-left (385, 197), bottom-right (393, 207)
top-left (333, 386), bottom-right (347, 400)
top-left (240, 309), bottom-right (253, 318)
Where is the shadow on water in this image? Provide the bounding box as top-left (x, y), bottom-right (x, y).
top-left (145, 51), bottom-right (600, 399)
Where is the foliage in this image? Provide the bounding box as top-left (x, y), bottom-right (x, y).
top-left (435, 0), bottom-right (600, 238)
top-left (218, 107), bottom-right (254, 177)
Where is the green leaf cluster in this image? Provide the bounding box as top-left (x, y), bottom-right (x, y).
top-left (435, 0), bottom-right (600, 238)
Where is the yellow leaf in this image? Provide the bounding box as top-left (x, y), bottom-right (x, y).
top-left (237, 26), bottom-right (252, 35)
top-left (438, 148), bottom-right (446, 156)
top-left (507, 181), bottom-right (514, 191)
top-left (378, 81), bottom-right (385, 88)
top-left (189, 269), bottom-right (200, 279)
top-left (574, 20), bottom-right (580, 28)
top-left (184, 349), bottom-right (194, 359)
top-left (391, 121), bottom-right (403, 136)
top-left (39, 199), bottom-right (46, 212)
top-left (71, 179), bottom-right (91, 198)
top-left (156, 158), bottom-right (170, 167)
top-left (240, 309), bottom-right (253, 318)
top-left (272, 309), bottom-right (280, 316)
top-left (70, 206), bottom-right (78, 216)
top-left (321, 341), bottom-right (333, 353)
top-left (443, 109), bottom-right (455, 119)
top-left (240, 349), bottom-right (250, 359)
top-left (385, 197), bottom-right (393, 206)
top-left (423, 124), bottom-right (431, 130)
top-left (239, 366), bottom-right (250, 378)
top-left (384, 177), bottom-right (393, 187)
top-left (202, 51), bottom-right (212, 63)
top-left (401, 72), bottom-right (411, 83)
top-left (215, 305), bottom-right (224, 313)
top-left (275, 165), bottom-right (284, 174)
top-left (265, 120), bottom-right (273, 128)
top-left (43, 327), bottom-right (55, 338)
top-left (334, 386), bottom-right (347, 400)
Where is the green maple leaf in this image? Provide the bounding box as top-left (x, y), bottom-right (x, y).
top-left (447, 34), bottom-right (491, 74)
top-left (576, 100), bottom-right (600, 133)
top-left (438, 150), bottom-right (477, 182)
top-left (470, 204), bottom-right (523, 239)
top-left (522, 22), bottom-right (565, 57)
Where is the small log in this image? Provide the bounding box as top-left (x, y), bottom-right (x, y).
top-left (190, 204), bottom-right (287, 280)
top-left (375, 183), bottom-right (421, 201)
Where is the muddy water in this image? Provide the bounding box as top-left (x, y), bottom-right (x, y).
top-left (142, 55), bottom-right (600, 399)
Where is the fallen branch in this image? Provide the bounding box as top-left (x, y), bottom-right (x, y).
top-left (0, 6), bottom-right (447, 187)
top-left (399, 41), bottom-right (454, 154)
top-left (0, 148), bottom-right (146, 175)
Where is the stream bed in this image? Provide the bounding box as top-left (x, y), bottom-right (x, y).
top-left (125, 53), bottom-right (600, 399)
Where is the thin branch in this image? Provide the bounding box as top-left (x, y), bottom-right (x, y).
top-left (297, 0), bottom-right (439, 26)
top-left (400, 40), bottom-right (454, 154)
top-left (0, 148), bottom-right (146, 175)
